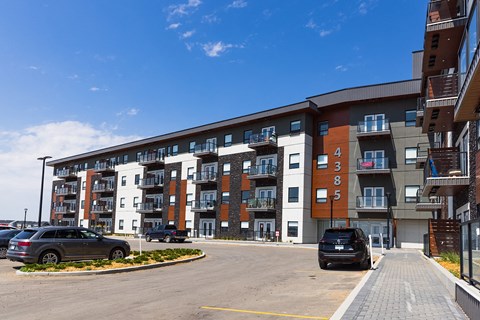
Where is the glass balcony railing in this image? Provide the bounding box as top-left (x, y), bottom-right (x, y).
top-left (191, 200), bottom-right (217, 211)
top-left (138, 176), bottom-right (164, 188)
top-left (136, 202), bottom-right (163, 212)
top-left (92, 182), bottom-right (115, 192)
top-left (356, 158), bottom-right (389, 171)
top-left (55, 203), bottom-right (77, 213)
top-left (356, 196), bottom-right (388, 209)
top-left (248, 132), bottom-right (277, 146)
top-left (192, 171), bottom-right (217, 183)
top-left (57, 168), bottom-right (78, 178)
top-left (357, 119), bottom-right (391, 135)
top-left (247, 198), bottom-right (276, 210)
top-left (94, 161), bottom-right (115, 172)
top-left (248, 164), bottom-right (277, 176)
top-left (194, 142), bottom-right (218, 156)
top-left (138, 152), bottom-right (165, 164)
top-left (91, 205), bottom-right (113, 213)
top-left (56, 186), bottom-right (77, 195)
top-left (416, 188), bottom-right (442, 205)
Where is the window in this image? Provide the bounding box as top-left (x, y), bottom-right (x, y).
top-left (316, 188), bottom-right (327, 203)
top-left (169, 195), bottom-right (176, 206)
top-left (241, 190), bottom-right (250, 203)
top-left (120, 198), bottom-right (125, 208)
top-left (189, 141), bottom-right (196, 153)
top-left (171, 170), bottom-right (177, 179)
top-left (132, 219), bottom-right (138, 230)
top-left (221, 221), bottom-right (229, 233)
top-left (288, 221), bottom-right (298, 237)
top-left (123, 154), bottom-right (128, 164)
top-left (134, 174), bottom-right (140, 185)
top-left (121, 176), bottom-right (127, 186)
top-left (405, 110), bottom-right (416, 127)
top-left (289, 153), bottom-right (300, 169)
top-left (318, 121), bottom-right (328, 136)
top-left (317, 154), bottom-right (328, 169)
top-left (405, 186), bottom-right (419, 203)
top-left (172, 144), bottom-right (178, 156)
top-left (84, 162), bottom-right (88, 170)
top-left (81, 200), bottom-right (85, 209)
top-left (82, 181), bottom-right (86, 190)
top-left (186, 194), bottom-right (193, 206)
top-left (241, 221), bottom-right (249, 229)
top-left (405, 147), bottom-right (417, 164)
top-left (224, 134), bottom-right (232, 147)
top-left (136, 152), bottom-right (142, 162)
top-left (119, 220), bottom-right (124, 230)
top-left (133, 197), bottom-right (139, 208)
top-left (167, 146), bottom-right (172, 157)
top-left (243, 130), bottom-right (252, 144)
top-left (222, 192), bottom-right (230, 204)
top-left (288, 187), bottom-right (299, 203)
top-left (290, 120), bottom-right (301, 133)
top-left (187, 167), bottom-right (194, 180)
top-left (223, 163), bottom-right (231, 175)
top-left (242, 160), bottom-right (251, 173)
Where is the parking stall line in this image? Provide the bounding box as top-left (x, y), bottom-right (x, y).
top-left (200, 306), bottom-right (329, 319)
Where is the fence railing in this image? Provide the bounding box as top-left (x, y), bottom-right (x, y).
top-left (357, 119), bottom-right (390, 134)
top-left (461, 219), bottom-right (480, 290)
top-left (249, 131), bottom-right (277, 145)
top-left (248, 164), bottom-right (277, 176)
top-left (356, 157), bottom-right (389, 171)
top-left (356, 196), bottom-right (387, 209)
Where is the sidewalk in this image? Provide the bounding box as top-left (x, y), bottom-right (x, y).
top-left (335, 249), bottom-right (468, 320)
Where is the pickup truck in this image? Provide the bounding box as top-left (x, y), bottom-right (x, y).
top-left (145, 225), bottom-right (189, 243)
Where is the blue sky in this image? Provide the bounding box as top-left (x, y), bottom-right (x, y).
top-left (0, 0), bottom-right (428, 220)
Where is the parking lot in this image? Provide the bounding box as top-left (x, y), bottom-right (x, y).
top-left (0, 239), bottom-right (366, 319)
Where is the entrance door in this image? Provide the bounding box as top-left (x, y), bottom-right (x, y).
top-left (256, 220), bottom-right (274, 240)
top-left (259, 157), bottom-right (274, 174)
top-left (363, 187), bottom-right (384, 208)
top-left (200, 219), bottom-right (215, 237)
top-left (203, 164), bottom-right (216, 180)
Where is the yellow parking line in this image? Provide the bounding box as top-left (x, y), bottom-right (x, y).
top-left (201, 306), bottom-right (328, 319)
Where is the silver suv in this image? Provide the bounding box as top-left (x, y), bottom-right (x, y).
top-left (7, 226), bottom-right (130, 264)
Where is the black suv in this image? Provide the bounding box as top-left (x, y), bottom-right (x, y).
top-left (318, 228), bottom-right (370, 270)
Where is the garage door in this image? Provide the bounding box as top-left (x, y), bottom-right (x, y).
top-left (396, 219), bottom-right (428, 249)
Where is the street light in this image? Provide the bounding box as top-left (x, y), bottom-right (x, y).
top-left (37, 156), bottom-right (52, 227)
top-left (23, 208), bottom-right (28, 229)
top-left (385, 192), bottom-right (391, 250)
top-left (329, 195), bottom-right (335, 228)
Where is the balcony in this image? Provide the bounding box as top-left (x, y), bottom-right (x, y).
top-left (137, 176), bottom-right (164, 189)
top-left (356, 158), bottom-right (390, 175)
top-left (138, 152), bottom-right (165, 166)
top-left (248, 132), bottom-right (277, 149)
top-left (57, 168), bottom-right (78, 178)
top-left (91, 205), bottom-right (113, 214)
top-left (416, 188), bottom-right (443, 211)
top-left (94, 161), bottom-right (115, 173)
top-left (246, 198), bottom-right (276, 212)
top-left (193, 142), bottom-right (218, 158)
top-left (56, 186), bottom-right (77, 196)
top-left (55, 203), bottom-right (77, 214)
top-left (356, 196), bottom-right (388, 213)
top-left (136, 202), bottom-right (163, 214)
top-left (422, 0), bottom-right (466, 74)
top-left (247, 164), bottom-right (277, 180)
top-left (92, 182), bottom-right (115, 193)
top-left (421, 74), bottom-right (458, 133)
top-left (416, 142), bottom-right (440, 169)
top-left (191, 200), bottom-right (217, 212)
top-left (423, 148), bottom-right (469, 196)
top-left (192, 171), bottom-right (217, 184)
top-left (416, 97), bottom-right (425, 127)
top-left (356, 119), bottom-right (391, 139)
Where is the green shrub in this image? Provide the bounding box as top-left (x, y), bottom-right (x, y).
top-left (440, 251), bottom-right (460, 264)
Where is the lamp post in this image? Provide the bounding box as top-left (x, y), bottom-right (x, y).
top-left (385, 192), bottom-right (391, 250)
top-left (37, 156), bottom-right (52, 227)
top-left (23, 208), bottom-right (28, 229)
top-left (329, 195), bottom-right (335, 228)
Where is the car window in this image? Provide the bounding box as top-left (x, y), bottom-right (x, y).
top-left (41, 230), bottom-right (57, 239)
top-left (79, 229), bottom-right (98, 239)
top-left (16, 230), bottom-right (39, 239)
top-left (323, 230), bottom-right (355, 240)
top-left (56, 229), bottom-right (78, 239)
top-left (165, 225), bottom-right (176, 230)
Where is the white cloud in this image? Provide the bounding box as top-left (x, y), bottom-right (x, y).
top-left (202, 41), bottom-right (240, 57)
top-left (90, 87), bottom-right (100, 92)
top-left (68, 74), bottom-right (79, 80)
top-left (0, 121), bottom-right (142, 220)
top-left (127, 108), bottom-right (139, 116)
top-left (335, 65), bottom-right (348, 72)
top-left (167, 0), bottom-right (202, 19)
top-left (305, 19), bottom-right (317, 29)
top-left (359, 2), bottom-right (368, 15)
top-left (166, 23), bottom-right (182, 30)
top-left (202, 13), bottom-right (220, 24)
top-left (28, 66), bottom-right (39, 70)
top-left (181, 30), bottom-right (196, 39)
top-left (185, 42), bottom-right (194, 51)
top-left (319, 29), bottom-right (333, 37)
top-left (228, 0), bottom-right (247, 9)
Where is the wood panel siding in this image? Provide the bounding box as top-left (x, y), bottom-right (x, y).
top-left (179, 180), bottom-right (187, 230)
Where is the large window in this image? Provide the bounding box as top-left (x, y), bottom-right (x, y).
top-left (405, 186), bottom-right (419, 203)
top-left (288, 187), bottom-right (299, 203)
top-left (134, 174), bottom-right (140, 185)
top-left (242, 160), bottom-right (251, 173)
top-left (224, 134), bottom-right (232, 147)
top-left (243, 130), bottom-right (252, 144)
top-left (288, 221), bottom-right (298, 237)
top-left (186, 194), bottom-right (193, 206)
top-left (187, 167), bottom-right (194, 180)
top-left (241, 190), bottom-right (250, 203)
top-left (317, 154), bottom-right (328, 169)
top-left (121, 176), bottom-right (127, 186)
top-left (222, 192), bottom-right (230, 204)
top-left (189, 141), bottom-right (196, 153)
top-left (289, 153), bottom-right (300, 169)
top-left (405, 110), bottom-right (416, 127)
top-left (290, 120), bottom-right (301, 133)
top-left (172, 145), bottom-right (178, 156)
top-left (316, 188), bottom-right (327, 203)
top-left (318, 121), bottom-right (328, 136)
top-left (119, 220), bottom-right (124, 230)
top-left (223, 163), bottom-right (231, 175)
top-left (169, 195), bottom-right (176, 206)
top-left (405, 147), bottom-right (417, 164)
top-left (171, 170), bottom-right (177, 179)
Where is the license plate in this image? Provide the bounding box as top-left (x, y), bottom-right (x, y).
top-left (335, 245), bottom-right (343, 250)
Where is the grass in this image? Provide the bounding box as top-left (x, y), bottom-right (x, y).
top-left (19, 248), bottom-right (203, 273)
top-left (437, 251), bottom-right (461, 278)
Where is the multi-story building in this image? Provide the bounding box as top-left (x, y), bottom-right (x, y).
top-left (48, 56), bottom-right (429, 246)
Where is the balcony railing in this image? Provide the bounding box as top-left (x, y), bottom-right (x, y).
top-left (92, 182), bottom-right (115, 193)
top-left (191, 200), bottom-right (217, 212)
top-left (94, 161), bottom-right (115, 172)
top-left (56, 186), bottom-right (77, 196)
top-left (138, 152), bottom-right (165, 165)
top-left (246, 197), bottom-right (276, 212)
top-left (427, 0), bottom-right (465, 24)
top-left (193, 142), bottom-right (218, 157)
top-left (426, 73), bottom-right (459, 100)
top-left (138, 176), bottom-right (164, 188)
top-left (55, 204), bottom-right (77, 214)
top-left (416, 142), bottom-right (441, 168)
top-left (57, 168), bottom-right (78, 178)
top-left (247, 164), bottom-right (277, 179)
top-left (356, 196), bottom-right (388, 212)
top-left (91, 205), bottom-right (113, 213)
top-left (248, 132), bottom-right (277, 148)
top-left (356, 158), bottom-right (390, 173)
top-left (192, 171), bottom-right (217, 184)
top-left (136, 202), bottom-right (163, 213)
top-left (415, 188), bottom-right (443, 211)
top-left (356, 119), bottom-right (391, 137)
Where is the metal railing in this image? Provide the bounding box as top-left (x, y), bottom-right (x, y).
top-left (138, 152), bottom-right (165, 163)
top-left (93, 182), bottom-right (115, 192)
top-left (247, 198), bottom-right (276, 210)
top-left (193, 229), bottom-right (278, 241)
top-left (139, 176), bottom-right (164, 187)
top-left (461, 218), bottom-right (480, 290)
top-left (356, 157), bottom-right (389, 171)
top-left (427, 0), bottom-right (465, 24)
top-left (91, 205), bottom-right (113, 212)
top-left (192, 171), bottom-right (218, 182)
top-left (248, 164), bottom-right (277, 176)
top-left (249, 131), bottom-right (277, 144)
top-left (55, 203), bottom-right (77, 214)
top-left (136, 202), bottom-right (163, 211)
top-left (425, 73), bottom-right (459, 100)
top-left (417, 141), bottom-right (441, 159)
top-left (356, 196), bottom-right (387, 209)
top-left (57, 168), bottom-right (78, 177)
top-left (424, 150), bottom-right (468, 178)
top-left (416, 188), bottom-right (441, 204)
top-left (56, 186), bottom-right (77, 195)
top-left (357, 119), bottom-right (390, 134)
top-left (191, 200), bottom-right (217, 210)
top-left (194, 142), bottom-right (217, 154)
top-left (94, 161), bottom-right (115, 171)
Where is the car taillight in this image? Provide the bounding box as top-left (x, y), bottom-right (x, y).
top-left (172, 231), bottom-right (177, 236)
top-left (17, 241), bottom-right (31, 247)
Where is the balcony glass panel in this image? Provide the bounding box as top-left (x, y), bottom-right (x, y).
top-left (248, 164), bottom-right (277, 176)
top-left (356, 196), bottom-right (387, 209)
top-left (249, 132), bottom-right (277, 144)
top-left (94, 162), bottom-right (115, 171)
top-left (192, 171), bottom-right (217, 182)
top-left (247, 197), bottom-right (276, 210)
top-left (191, 200), bottom-right (216, 210)
top-left (356, 158), bottom-right (389, 171)
top-left (194, 142), bottom-right (217, 154)
top-left (138, 152), bottom-right (165, 163)
top-left (357, 119), bottom-right (390, 134)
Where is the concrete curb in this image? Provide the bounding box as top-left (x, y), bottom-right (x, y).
top-left (15, 252), bottom-right (206, 276)
top-left (190, 239), bottom-right (318, 249)
top-left (329, 254), bottom-right (384, 320)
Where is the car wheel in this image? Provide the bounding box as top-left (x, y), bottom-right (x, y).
top-left (164, 235), bottom-right (171, 243)
top-left (145, 235), bottom-right (151, 242)
top-left (39, 250), bottom-right (60, 264)
top-left (177, 239), bottom-right (185, 243)
top-left (0, 246), bottom-right (7, 259)
top-left (110, 248), bottom-right (126, 260)
top-left (319, 261), bottom-right (328, 270)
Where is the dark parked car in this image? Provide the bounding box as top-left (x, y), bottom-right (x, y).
top-left (0, 229), bottom-right (22, 258)
top-left (318, 228), bottom-right (370, 270)
top-left (6, 226), bottom-right (130, 264)
top-left (145, 224), bottom-right (188, 243)
top-left (0, 226), bottom-right (17, 230)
